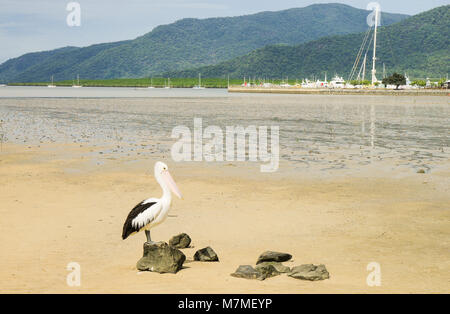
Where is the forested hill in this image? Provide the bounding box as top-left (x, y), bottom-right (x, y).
top-left (0, 3), bottom-right (408, 83)
top-left (165, 5), bottom-right (449, 79)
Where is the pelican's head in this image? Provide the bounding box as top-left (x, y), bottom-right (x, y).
top-left (154, 161), bottom-right (183, 199)
top-left (155, 161), bottom-right (168, 174)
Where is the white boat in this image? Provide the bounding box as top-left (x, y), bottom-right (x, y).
top-left (301, 79), bottom-right (315, 88)
top-left (0, 84), bottom-right (6, 87)
top-left (329, 75), bottom-right (346, 88)
top-left (72, 74), bottom-right (82, 88)
top-left (405, 74), bottom-right (411, 86)
top-left (302, 78), bottom-right (327, 88)
top-left (48, 75), bottom-right (56, 88)
top-left (193, 73), bottom-right (205, 89)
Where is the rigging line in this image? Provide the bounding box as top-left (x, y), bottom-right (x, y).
top-left (351, 27), bottom-right (373, 81)
top-left (349, 27), bottom-right (372, 81)
top-left (357, 55), bottom-right (365, 80)
top-left (349, 27), bottom-right (371, 78)
top-left (349, 34), bottom-right (368, 80)
top-left (358, 33), bottom-right (375, 81)
top-left (355, 29), bottom-right (372, 75)
top-left (350, 45), bottom-right (365, 81)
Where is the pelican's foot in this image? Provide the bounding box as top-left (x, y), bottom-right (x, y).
top-left (145, 241), bottom-right (157, 245)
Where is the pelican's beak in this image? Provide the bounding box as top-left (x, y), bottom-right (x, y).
top-left (162, 170), bottom-right (183, 199)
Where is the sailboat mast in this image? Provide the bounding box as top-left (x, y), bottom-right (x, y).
top-left (371, 6), bottom-right (379, 85)
top-left (363, 54), bottom-right (367, 81)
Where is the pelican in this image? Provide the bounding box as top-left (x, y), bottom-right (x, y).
top-left (122, 162), bottom-right (182, 244)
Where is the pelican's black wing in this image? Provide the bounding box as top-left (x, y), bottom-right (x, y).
top-left (122, 201), bottom-right (157, 240)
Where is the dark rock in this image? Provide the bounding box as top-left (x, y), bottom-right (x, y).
top-left (254, 264), bottom-right (281, 279)
top-left (255, 262), bottom-right (290, 273)
top-left (231, 265), bottom-right (264, 280)
top-left (194, 247), bottom-right (219, 262)
top-left (417, 169), bottom-right (426, 174)
top-left (288, 264), bottom-right (330, 281)
top-left (256, 251), bottom-right (292, 264)
top-left (231, 264), bottom-right (281, 280)
top-left (169, 233), bottom-right (192, 249)
top-left (136, 242), bottom-right (186, 274)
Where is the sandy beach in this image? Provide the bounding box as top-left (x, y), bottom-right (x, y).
top-left (0, 92), bottom-right (449, 293)
top-left (0, 142), bottom-right (448, 293)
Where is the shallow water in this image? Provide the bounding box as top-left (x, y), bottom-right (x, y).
top-left (0, 86), bottom-right (228, 98)
top-left (0, 87), bottom-right (448, 174)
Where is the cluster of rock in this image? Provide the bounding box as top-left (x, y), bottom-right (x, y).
top-left (231, 251), bottom-right (329, 281)
top-left (137, 233), bottom-right (219, 274)
top-left (135, 235), bottom-right (329, 281)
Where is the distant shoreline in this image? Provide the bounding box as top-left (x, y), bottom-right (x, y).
top-left (5, 78), bottom-right (235, 89)
top-left (4, 81), bottom-right (449, 97)
top-left (228, 86), bottom-right (449, 97)
top-left (5, 84), bottom-right (224, 89)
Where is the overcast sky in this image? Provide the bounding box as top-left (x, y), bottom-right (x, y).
top-left (0, 0), bottom-right (448, 63)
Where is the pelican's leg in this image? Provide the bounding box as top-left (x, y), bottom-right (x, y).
top-left (145, 230), bottom-right (153, 244)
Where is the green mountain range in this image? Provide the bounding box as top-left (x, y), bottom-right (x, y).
top-left (166, 5), bottom-right (450, 80)
top-left (0, 3), bottom-right (408, 83)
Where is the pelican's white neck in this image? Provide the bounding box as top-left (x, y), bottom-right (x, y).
top-left (155, 170), bottom-right (172, 203)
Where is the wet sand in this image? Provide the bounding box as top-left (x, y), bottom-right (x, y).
top-left (0, 96), bottom-right (448, 175)
top-left (0, 143), bottom-right (449, 293)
